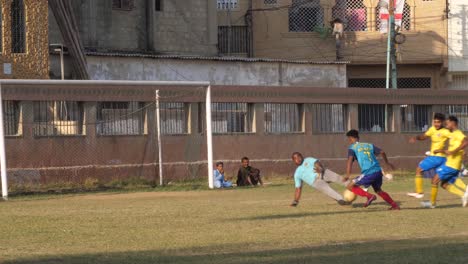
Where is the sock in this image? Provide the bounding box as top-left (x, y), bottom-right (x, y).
top-left (415, 175), bottom-right (424, 194)
top-left (454, 178), bottom-right (467, 191)
top-left (430, 184), bottom-right (438, 206)
top-left (446, 185), bottom-right (465, 198)
top-left (378, 191), bottom-right (398, 207)
top-left (351, 186), bottom-right (372, 198)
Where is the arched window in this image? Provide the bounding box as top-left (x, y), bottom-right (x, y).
top-left (289, 0), bottom-right (324, 32)
top-left (376, 3), bottom-right (411, 32)
top-left (333, 0), bottom-right (367, 32)
top-left (11, 0), bottom-right (25, 53)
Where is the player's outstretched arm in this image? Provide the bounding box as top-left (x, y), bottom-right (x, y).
top-left (291, 187), bottom-right (302, 207)
top-left (409, 134), bottom-right (428, 143)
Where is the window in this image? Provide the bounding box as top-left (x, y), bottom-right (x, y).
top-left (159, 102), bottom-right (187, 135)
top-left (207, 103), bottom-right (253, 133)
top-left (444, 105), bottom-right (468, 131)
top-left (217, 0), bottom-right (238, 10)
top-left (400, 105), bottom-right (432, 132)
top-left (112, 0), bottom-right (134, 10)
top-left (11, 0), bottom-right (25, 53)
top-left (0, 7), bottom-right (3, 53)
top-left (264, 103), bottom-right (302, 133)
top-left (218, 26), bottom-right (250, 54)
top-left (333, 0), bottom-right (367, 32)
top-left (289, 0), bottom-right (324, 32)
top-left (3, 101), bottom-right (20, 136)
top-left (358, 104), bottom-right (391, 132)
top-left (97, 102), bottom-right (146, 135)
top-left (376, 3), bottom-right (411, 31)
top-left (348, 78), bottom-right (431, 89)
top-left (312, 104), bottom-right (347, 133)
top-left (264, 0), bottom-right (277, 5)
top-left (33, 101), bottom-right (84, 136)
top-left (155, 0), bottom-right (162, 11)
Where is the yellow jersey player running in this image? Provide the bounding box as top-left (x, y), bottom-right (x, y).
top-left (408, 113), bottom-right (450, 199)
top-left (422, 116), bottom-right (468, 208)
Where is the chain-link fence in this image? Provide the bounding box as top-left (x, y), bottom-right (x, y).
top-left (348, 78), bottom-right (432, 89)
top-left (289, 0), bottom-right (324, 32)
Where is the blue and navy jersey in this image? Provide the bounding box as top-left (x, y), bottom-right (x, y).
top-left (348, 142), bottom-right (382, 175)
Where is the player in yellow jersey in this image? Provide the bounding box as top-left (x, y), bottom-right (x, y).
top-left (422, 116), bottom-right (468, 208)
top-left (408, 113), bottom-right (450, 199)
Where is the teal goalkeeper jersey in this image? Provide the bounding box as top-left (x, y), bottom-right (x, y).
top-left (294, 157), bottom-right (319, 188)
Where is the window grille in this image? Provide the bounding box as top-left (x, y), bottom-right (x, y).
top-left (333, 0), bottom-right (367, 31)
top-left (376, 3), bottom-right (411, 31)
top-left (312, 104), bottom-right (347, 133)
top-left (97, 102), bottom-right (146, 135)
top-left (444, 105), bottom-right (468, 131)
top-left (11, 0), bottom-right (25, 53)
top-left (264, 0), bottom-right (277, 5)
top-left (358, 104), bottom-right (391, 132)
top-left (160, 102), bottom-right (187, 135)
top-left (33, 101), bottom-right (84, 136)
top-left (348, 78), bottom-right (431, 89)
top-left (112, 0), bottom-right (134, 10)
top-left (217, 0), bottom-right (238, 10)
top-left (3, 101), bottom-right (20, 136)
top-left (289, 0), bottom-right (324, 32)
top-left (155, 0), bottom-right (162, 11)
top-left (264, 103), bottom-right (302, 133)
top-left (400, 105), bottom-right (432, 132)
top-left (218, 26), bottom-right (250, 54)
top-left (206, 103), bottom-right (253, 133)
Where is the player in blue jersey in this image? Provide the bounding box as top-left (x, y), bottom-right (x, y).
top-left (344, 129), bottom-right (400, 210)
top-left (290, 152), bottom-right (350, 207)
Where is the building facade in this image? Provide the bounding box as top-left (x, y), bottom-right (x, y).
top-left (448, 0), bottom-right (468, 90)
top-left (0, 0), bottom-right (49, 79)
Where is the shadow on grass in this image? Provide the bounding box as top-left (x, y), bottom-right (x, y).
top-left (6, 237), bottom-right (468, 264)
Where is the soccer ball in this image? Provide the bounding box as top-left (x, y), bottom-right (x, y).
top-left (343, 189), bottom-right (357, 203)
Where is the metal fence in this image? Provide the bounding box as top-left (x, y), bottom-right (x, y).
top-left (209, 102), bottom-right (253, 133)
top-left (358, 104), bottom-right (390, 132)
top-left (160, 102), bottom-right (188, 135)
top-left (264, 103), bottom-right (302, 133)
top-left (33, 101), bottom-right (84, 137)
top-left (348, 78), bottom-right (431, 89)
top-left (311, 104), bottom-right (347, 133)
top-left (400, 105), bottom-right (432, 132)
top-left (3, 101), bottom-right (19, 136)
top-left (376, 3), bottom-right (411, 31)
top-left (264, 0), bottom-right (277, 5)
top-left (289, 0), bottom-right (324, 32)
top-left (444, 105), bottom-right (468, 131)
top-left (96, 102), bottom-right (146, 136)
top-left (218, 26), bottom-right (250, 55)
top-left (332, 0), bottom-right (368, 32)
top-left (217, 0), bottom-right (238, 10)
top-left (11, 0), bottom-right (25, 53)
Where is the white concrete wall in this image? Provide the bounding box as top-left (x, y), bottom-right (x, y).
top-left (87, 56), bottom-right (347, 87)
top-left (448, 0), bottom-right (468, 72)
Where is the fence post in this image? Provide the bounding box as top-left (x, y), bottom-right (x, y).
top-left (0, 85), bottom-right (8, 200)
top-left (206, 86), bottom-right (214, 189)
top-left (155, 90), bottom-right (163, 186)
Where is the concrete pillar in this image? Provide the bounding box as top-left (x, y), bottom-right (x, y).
top-left (348, 104), bottom-right (359, 130)
top-left (392, 104), bottom-right (401, 133)
top-left (207, 0), bottom-right (218, 54)
top-left (304, 104), bottom-right (313, 136)
top-left (20, 101), bottom-right (34, 139)
top-left (188, 102), bottom-right (199, 134)
top-left (253, 103), bottom-right (264, 135)
top-left (84, 102), bottom-right (97, 139)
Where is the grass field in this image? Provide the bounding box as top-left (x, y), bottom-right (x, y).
top-left (1, 176), bottom-right (468, 264)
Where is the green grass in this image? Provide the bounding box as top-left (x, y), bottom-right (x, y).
top-left (1, 176), bottom-right (468, 264)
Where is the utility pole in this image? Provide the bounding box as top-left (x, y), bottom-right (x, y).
top-left (386, 0), bottom-right (398, 89)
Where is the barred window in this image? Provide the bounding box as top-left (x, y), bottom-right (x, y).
top-left (33, 101), bottom-right (84, 136)
top-left (444, 105), bottom-right (468, 131)
top-left (400, 105), bottom-right (432, 132)
top-left (0, 7), bottom-right (3, 53)
top-left (11, 0), bottom-right (25, 53)
top-left (155, 0), bottom-right (162, 11)
top-left (210, 103), bottom-right (253, 133)
top-left (358, 104), bottom-right (391, 132)
top-left (218, 26), bottom-right (250, 54)
top-left (160, 102), bottom-right (187, 135)
top-left (264, 103), bottom-right (302, 133)
top-left (348, 78), bottom-right (431, 88)
top-left (112, 0), bottom-right (134, 10)
top-left (333, 0), bottom-right (367, 32)
top-left (217, 0), bottom-right (238, 10)
top-left (376, 3), bottom-right (411, 31)
top-left (97, 102), bottom-right (146, 136)
top-left (289, 0), bottom-right (324, 32)
top-left (264, 0), bottom-right (277, 5)
top-left (312, 104), bottom-right (347, 133)
top-left (3, 101), bottom-right (20, 136)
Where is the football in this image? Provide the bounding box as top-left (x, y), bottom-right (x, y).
top-left (343, 189), bottom-right (357, 203)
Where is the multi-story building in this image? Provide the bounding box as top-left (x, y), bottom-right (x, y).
top-left (0, 0), bottom-right (49, 79)
top-left (448, 0), bottom-right (468, 90)
top-left (218, 0), bottom-right (448, 89)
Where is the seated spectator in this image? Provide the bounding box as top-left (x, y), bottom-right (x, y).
top-left (213, 162), bottom-right (232, 188)
top-left (236, 157), bottom-right (263, 186)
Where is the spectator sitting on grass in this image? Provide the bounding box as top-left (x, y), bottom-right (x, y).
top-left (214, 162), bottom-right (232, 188)
top-left (236, 157), bottom-right (263, 187)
